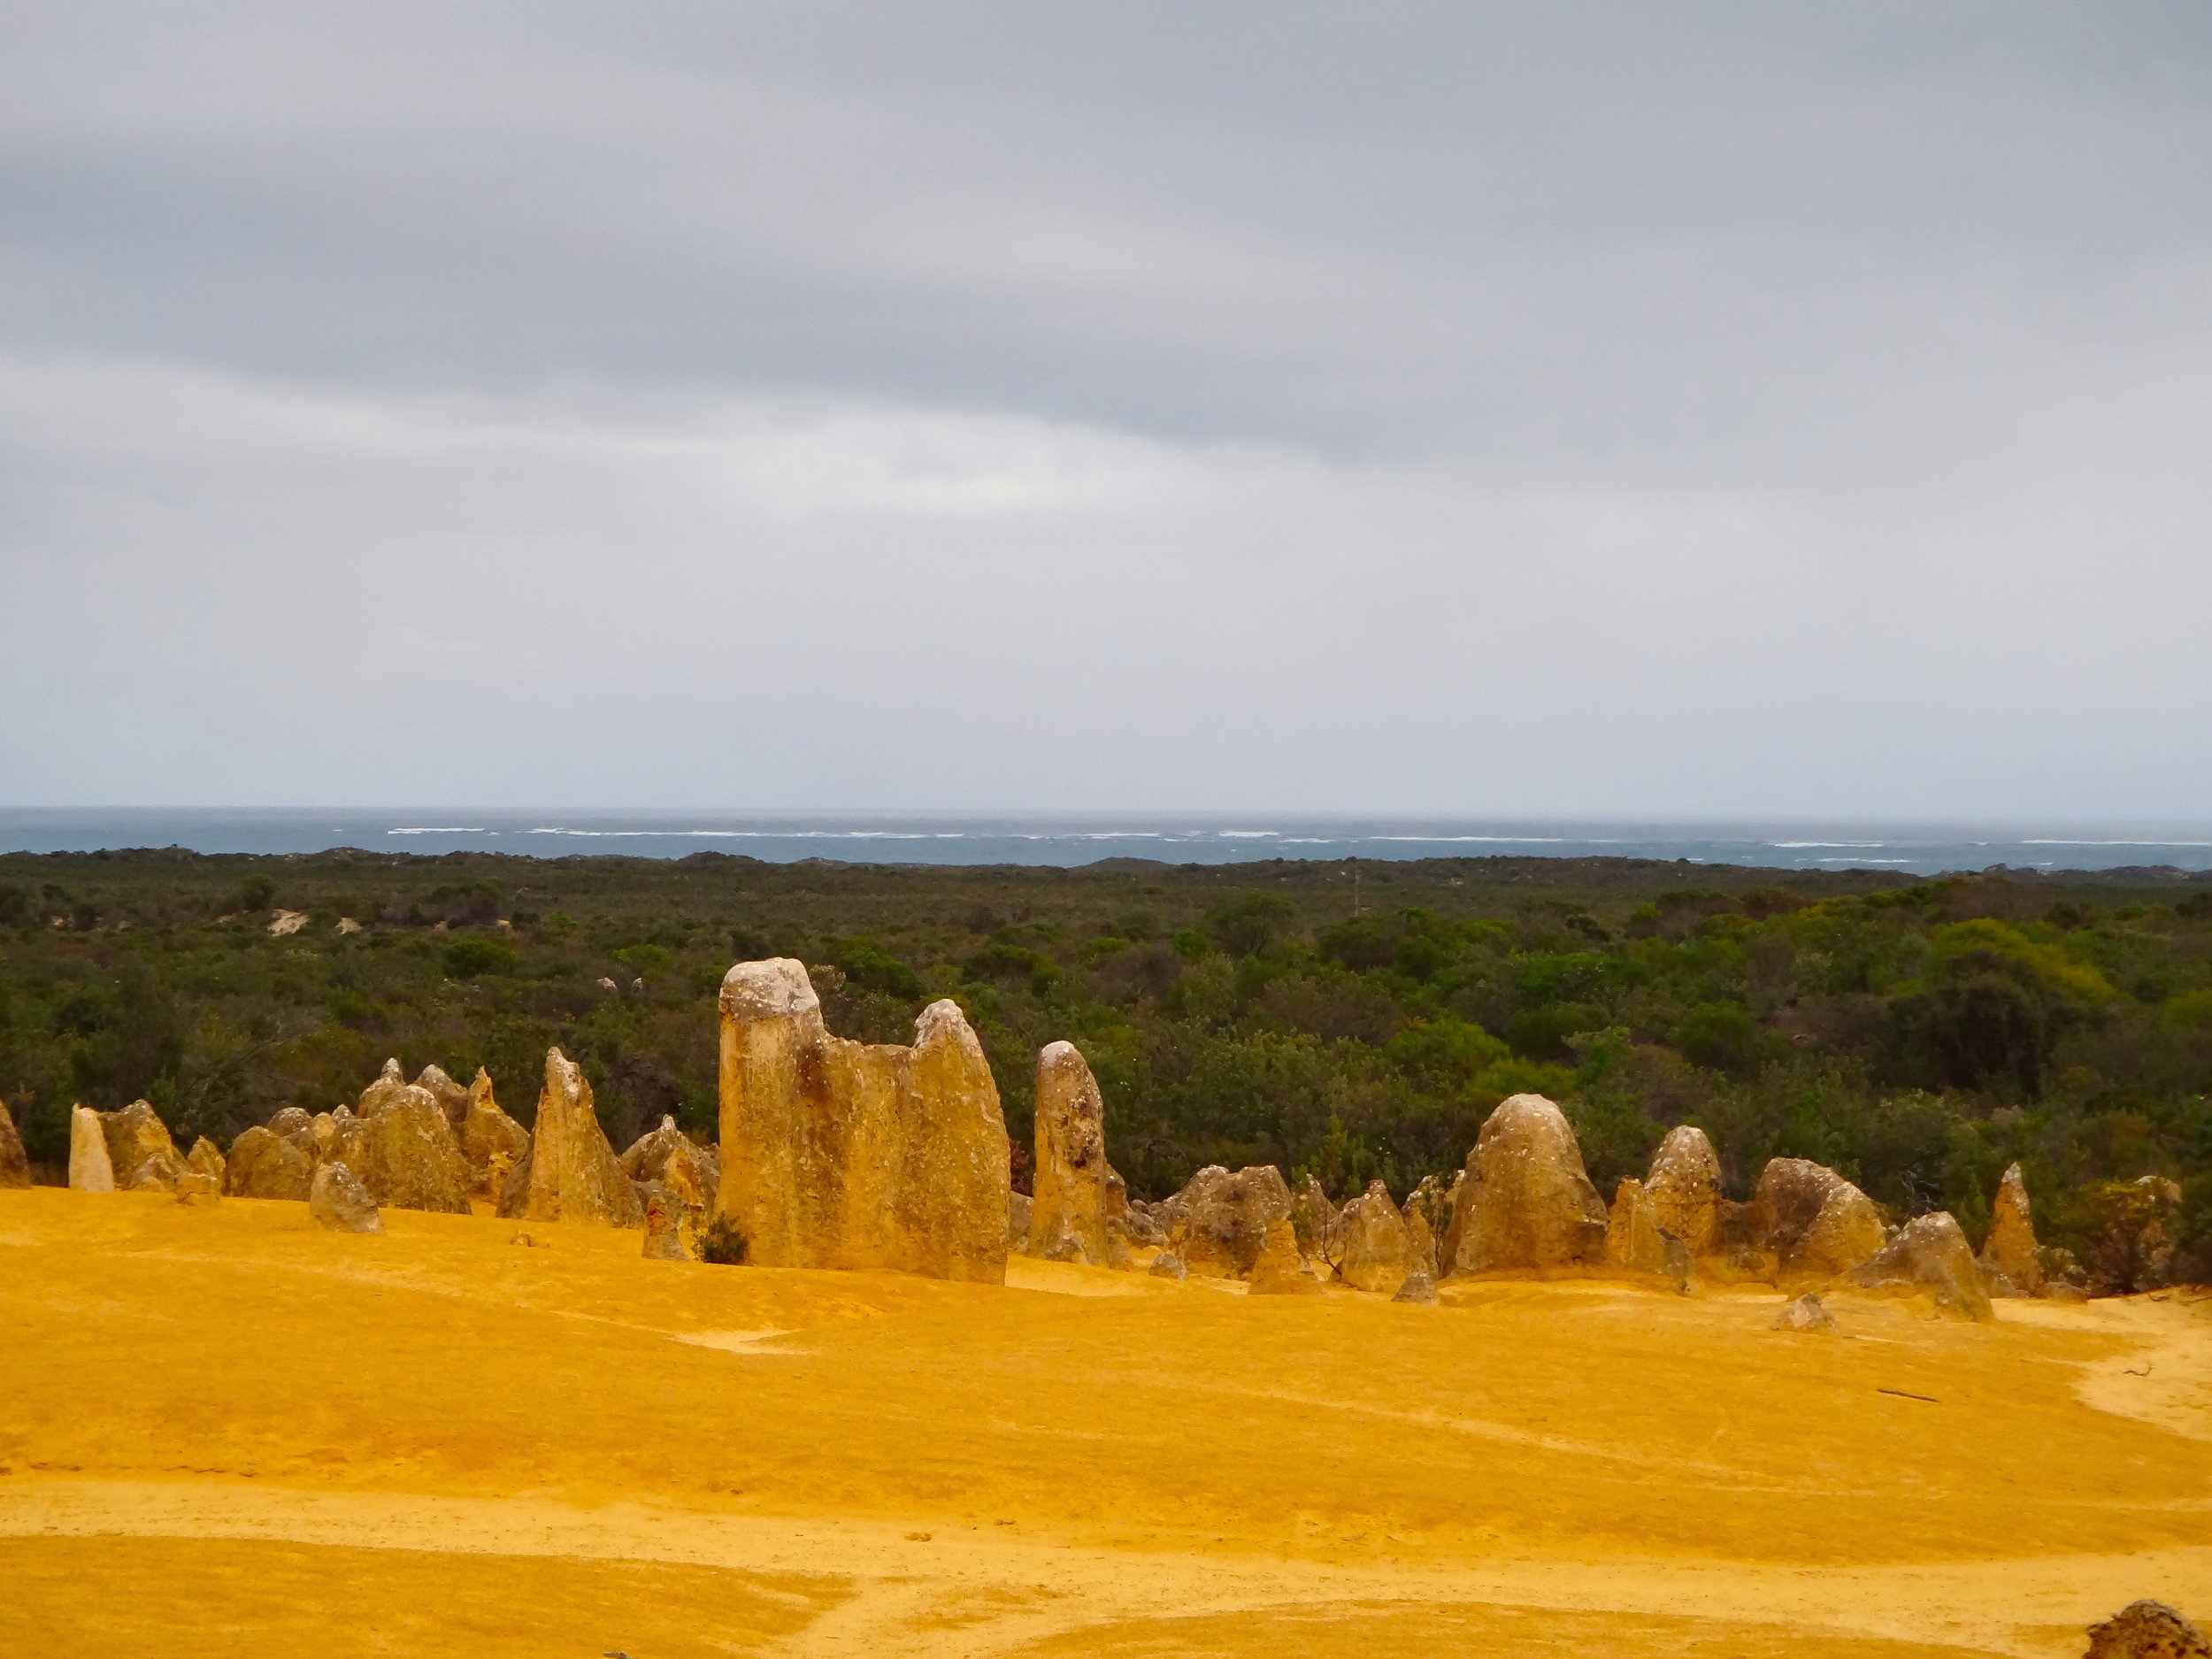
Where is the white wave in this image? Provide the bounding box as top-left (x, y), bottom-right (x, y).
top-left (1815, 856), bottom-right (1916, 864)
top-left (2021, 839), bottom-right (2212, 848)
top-left (1771, 841), bottom-right (1886, 849)
top-left (388, 826), bottom-right (489, 834)
top-left (1371, 835), bottom-right (1569, 843)
top-left (1216, 830), bottom-right (1281, 838)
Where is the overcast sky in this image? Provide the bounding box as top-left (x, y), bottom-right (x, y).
top-left (4, 4), bottom-right (2208, 816)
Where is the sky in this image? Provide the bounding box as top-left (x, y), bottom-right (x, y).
top-left (3, 3), bottom-right (2209, 817)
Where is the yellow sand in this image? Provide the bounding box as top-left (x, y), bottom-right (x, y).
top-left (2, 1187), bottom-right (2206, 1657)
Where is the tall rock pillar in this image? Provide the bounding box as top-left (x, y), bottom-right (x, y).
top-left (1026, 1041), bottom-right (1114, 1265)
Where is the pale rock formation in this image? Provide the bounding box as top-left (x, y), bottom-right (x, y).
top-left (1440, 1094), bottom-right (1609, 1276)
top-left (1644, 1125), bottom-right (1723, 1257)
top-left (2085, 1600), bottom-right (2210, 1659)
top-left (1401, 1173), bottom-right (1451, 1277)
top-left (1845, 1211), bottom-right (1994, 1321)
top-left (1164, 1164), bottom-right (1294, 1279)
top-left (357, 1057), bottom-right (412, 1119)
top-left (0, 1097), bottom-right (30, 1189)
top-left (718, 961), bottom-right (1009, 1280)
top-left (68, 1105), bottom-right (115, 1192)
top-left (459, 1069), bottom-right (531, 1206)
top-left (175, 1171), bottom-right (221, 1206)
top-left (1026, 1041), bottom-right (1116, 1266)
top-left (1149, 1250), bottom-right (1188, 1279)
top-left (1103, 1167), bottom-right (1131, 1225)
top-left (500, 1048), bottom-right (644, 1228)
top-left (186, 1136), bottom-right (226, 1187)
top-left (1980, 1163), bottom-right (2045, 1296)
top-left (268, 1106), bottom-right (314, 1140)
top-left (267, 910), bottom-right (310, 936)
top-left (1111, 1195), bottom-right (1168, 1250)
top-left (102, 1101), bottom-right (188, 1192)
top-left (1391, 1270), bottom-right (1440, 1304)
top-left (1607, 1179), bottom-right (1689, 1286)
top-left (1337, 1179), bottom-right (1414, 1294)
top-left (310, 1160), bottom-right (383, 1233)
top-left (333, 1083), bottom-right (471, 1214)
top-left (222, 1127), bottom-right (315, 1200)
top-left (1772, 1293), bottom-right (1836, 1333)
top-left (1750, 1157), bottom-right (1886, 1281)
top-left (1246, 1216), bottom-right (1325, 1295)
top-left (1009, 1191), bottom-right (1033, 1248)
top-left (641, 1191), bottom-right (687, 1260)
top-left (413, 1064), bottom-right (472, 1130)
top-left (619, 1114), bottom-right (718, 1217)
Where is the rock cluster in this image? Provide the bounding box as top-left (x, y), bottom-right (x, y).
top-left (0, 1097), bottom-right (30, 1189)
top-left (620, 1113), bottom-right (720, 1217)
top-left (223, 1123), bottom-right (316, 1201)
top-left (1846, 1211), bottom-right (1994, 1322)
top-left (1441, 1094), bottom-right (1609, 1275)
top-left (718, 959), bottom-right (1009, 1280)
top-left (334, 1068), bottom-right (471, 1214)
top-left (1159, 1164), bottom-right (1294, 1278)
top-left (66, 1100), bottom-right (188, 1193)
top-left (2085, 1601), bottom-right (2210, 1659)
top-left (501, 1048), bottom-right (643, 1227)
top-left (1026, 1041), bottom-right (1118, 1266)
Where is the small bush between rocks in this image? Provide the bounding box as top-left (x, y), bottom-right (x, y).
top-left (697, 1215), bottom-right (749, 1265)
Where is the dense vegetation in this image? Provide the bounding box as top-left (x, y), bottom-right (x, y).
top-left (4, 847), bottom-right (2208, 1272)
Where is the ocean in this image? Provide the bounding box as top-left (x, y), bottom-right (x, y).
top-left (3, 810), bottom-right (2210, 878)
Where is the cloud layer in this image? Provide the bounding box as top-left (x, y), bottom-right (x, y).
top-left (4, 4), bottom-right (2209, 813)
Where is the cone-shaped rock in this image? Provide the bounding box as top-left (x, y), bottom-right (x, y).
top-left (1163, 1164), bottom-right (1294, 1279)
top-left (1149, 1249), bottom-right (1188, 1279)
top-left (1401, 1173), bottom-right (1450, 1277)
top-left (1772, 1293), bottom-right (1836, 1333)
top-left (641, 1191), bottom-right (688, 1260)
top-left (268, 1106), bottom-right (313, 1140)
top-left (501, 1048), bottom-right (643, 1227)
top-left (186, 1136), bottom-right (226, 1187)
top-left (1337, 1179), bottom-right (1413, 1294)
top-left (69, 1104), bottom-right (116, 1192)
top-left (459, 1069), bottom-right (532, 1206)
top-left (1751, 1157), bottom-right (1886, 1281)
top-left (222, 1126), bottom-right (314, 1200)
top-left (357, 1057), bottom-right (411, 1118)
top-left (1440, 1094), bottom-right (1609, 1276)
top-left (717, 960), bottom-right (1008, 1280)
top-left (619, 1114), bottom-right (718, 1217)
top-left (310, 1160), bottom-right (383, 1233)
top-left (0, 1097), bottom-right (30, 1189)
top-left (1980, 1163), bottom-right (2045, 1296)
top-left (1247, 1216), bottom-right (1325, 1295)
top-left (413, 1064), bottom-right (472, 1129)
top-left (1644, 1125), bottom-right (1722, 1256)
top-left (101, 1101), bottom-right (187, 1192)
top-left (1025, 1041), bottom-right (1114, 1266)
top-left (334, 1082), bottom-right (471, 1214)
top-left (2085, 1601), bottom-right (2211, 1659)
top-left (1845, 1210), bottom-right (1994, 1321)
top-left (1391, 1269), bottom-right (1439, 1304)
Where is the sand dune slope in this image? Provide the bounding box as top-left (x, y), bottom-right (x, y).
top-left (2, 1187), bottom-right (2206, 1656)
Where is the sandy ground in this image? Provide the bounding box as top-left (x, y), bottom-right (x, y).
top-left (2, 1187), bottom-right (2207, 1656)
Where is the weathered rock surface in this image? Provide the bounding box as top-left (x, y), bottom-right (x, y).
top-left (501, 1048), bottom-right (644, 1228)
top-left (1246, 1217), bottom-right (1325, 1295)
top-left (1846, 1211), bottom-right (1994, 1321)
top-left (1980, 1162), bottom-right (2045, 1296)
top-left (222, 1126), bottom-right (316, 1200)
top-left (718, 961), bottom-right (1008, 1279)
top-left (1148, 1249), bottom-right (1188, 1279)
top-left (186, 1136), bottom-right (227, 1187)
top-left (1644, 1125), bottom-right (1723, 1257)
top-left (1292, 1173), bottom-right (1340, 1267)
top-left (1772, 1292), bottom-right (1835, 1332)
top-left (1751, 1157), bottom-right (1886, 1281)
top-left (1440, 1094), bottom-right (1609, 1276)
top-left (2085, 1601), bottom-right (2211, 1659)
top-left (101, 1101), bottom-right (187, 1192)
top-left (459, 1069), bottom-right (531, 1206)
top-left (413, 1064), bottom-right (472, 1129)
top-left (68, 1104), bottom-right (115, 1192)
top-left (1337, 1179), bottom-right (1413, 1294)
top-left (267, 1106), bottom-right (313, 1141)
top-left (0, 1097), bottom-right (30, 1189)
top-left (1026, 1041), bottom-right (1115, 1266)
top-left (357, 1057), bottom-right (411, 1119)
top-left (334, 1082), bottom-right (471, 1214)
top-left (618, 1114), bottom-right (719, 1217)
top-left (1164, 1164), bottom-right (1294, 1279)
top-left (175, 1171), bottom-right (221, 1206)
top-left (1607, 1178), bottom-right (1690, 1286)
top-left (310, 1160), bottom-right (383, 1233)
top-left (641, 1191), bottom-right (688, 1260)
top-left (1391, 1269), bottom-right (1439, 1304)
top-left (1010, 1190), bottom-right (1033, 1248)
top-left (1401, 1173), bottom-right (1450, 1277)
